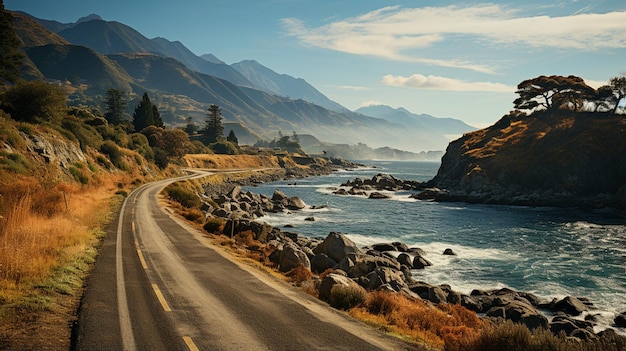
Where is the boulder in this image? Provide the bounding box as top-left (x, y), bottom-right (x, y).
top-left (272, 190), bottom-right (288, 202)
top-left (443, 248), bottom-right (457, 256)
top-left (486, 299), bottom-right (548, 330)
top-left (553, 296), bottom-right (588, 316)
top-left (365, 267), bottom-right (408, 292)
top-left (412, 255), bottom-right (432, 269)
top-left (614, 311), bottom-right (626, 328)
top-left (279, 242), bottom-right (311, 272)
top-left (369, 192), bottom-right (391, 199)
top-left (318, 273), bottom-right (361, 302)
top-left (347, 255), bottom-right (401, 278)
top-left (397, 253), bottom-right (413, 268)
top-left (286, 197), bottom-right (306, 210)
top-left (310, 253), bottom-right (337, 274)
top-left (427, 286), bottom-right (448, 304)
top-left (313, 232), bottom-right (361, 262)
top-left (371, 243), bottom-right (396, 252)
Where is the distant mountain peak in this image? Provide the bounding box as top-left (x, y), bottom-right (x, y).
top-left (76, 14), bottom-right (102, 24)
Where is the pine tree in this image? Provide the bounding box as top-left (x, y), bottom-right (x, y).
top-left (226, 130), bottom-right (238, 145)
top-left (104, 88), bottom-right (126, 124)
top-left (204, 104), bottom-right (224, 143)
top-left (133, 92), bottom-right (155, 132)
top-left (0, 0), bottom-right (24, 83)
top-left (152, 104), bottom-right (163, 127)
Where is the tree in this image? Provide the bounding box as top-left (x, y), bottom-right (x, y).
top-left (514, 75), bottom-right (595, 113)
top-left (132, 92), bottom-right (161, 132)
top-left (104, 88), bottom-right (126, 124)
top-left (0, 80), bottom-right (67, 123)
top-left (204, 104), bottom-right (224, 143)
top-left (226, 130), bottom-right (238, 145)
top-left (0, 0), bottom-right (24, 84)
top-left (184, 116), bottom-right (197, 135)
top-left (608, 74), bottom-right (626, 114)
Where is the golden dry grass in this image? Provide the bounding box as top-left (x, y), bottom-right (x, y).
top-left (183, 154), bottom-right (280, 169)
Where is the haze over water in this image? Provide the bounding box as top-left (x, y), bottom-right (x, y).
top-left (245, 161), bottom-right (626, 333)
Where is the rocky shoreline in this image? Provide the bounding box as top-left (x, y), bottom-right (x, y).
top-left (197, 171), bottom-right (626, 341)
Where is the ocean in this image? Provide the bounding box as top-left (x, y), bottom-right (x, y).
top-left (244, 160), bottom-right (626, 333)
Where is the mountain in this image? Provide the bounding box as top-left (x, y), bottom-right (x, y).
top-left (356, 105), bottom-right (476, 137)
top-left (43, 17), bottom-right (253, 87)
top-left (428, 110), bottom-right (626, 208)
top-left (231, 60), bottom-right (347, 112)
top-left (17, 11), bottom-right (465, 153)
top-left (25, 44), bottom-right (134, 92)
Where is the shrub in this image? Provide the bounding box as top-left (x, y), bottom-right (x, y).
top-left (285, 265), bottom-right (313, 286)
top-left (153, 147), bottom-right (168, 169)
top-left (182, 208), bottom-right (203, 222)
top-left (69, 165), bottom-right (89, 184)
top-left (329, 284), bottom-right (367, 310)
top-left (100, 141), bottom-right (126, 170)
top-left (61, 117), bottom-right (103, 151)
top-left (203, 217), bottom-right (224, 234)
top-left (210, 140), bottom-right (239, 155)
top-left (0, 151), bottom-right (32, 174)
top-left (0, 81), bottom-right (67, 124)
top-left (165, 184), bottom-right (201, 208)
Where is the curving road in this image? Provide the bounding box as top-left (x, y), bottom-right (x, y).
top-left (72, 171), bottom-right (419, 351)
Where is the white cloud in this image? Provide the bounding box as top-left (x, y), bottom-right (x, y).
top-left (382, 74), bottom-right (515, 92)
top-left (337, 85), bottom-right (371, 91)
top-left (281, 5), bottom-right (626, 73)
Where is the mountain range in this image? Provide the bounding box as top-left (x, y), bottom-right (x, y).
top-left (13, 11), bottom-right (476, 155)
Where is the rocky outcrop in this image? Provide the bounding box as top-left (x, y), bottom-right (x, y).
top-left (426, 111), bottom-right (626, 209)
top-left (333, 173), bottom-right (423, 197)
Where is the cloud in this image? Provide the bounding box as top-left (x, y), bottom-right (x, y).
top-left (337, 85), bottom-right (371, 91)
top-left (382, 74), bottom-right (515, 92)
top-left (281, 4), bottom-right (626, 72)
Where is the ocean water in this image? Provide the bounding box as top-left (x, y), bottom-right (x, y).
top-left (244, 160), bottom-right (626, 332)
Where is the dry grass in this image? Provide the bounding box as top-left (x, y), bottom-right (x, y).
top-left (350, 290), bottom-right (482, 351)
top-left (183, 154), bottom-right (280, 169)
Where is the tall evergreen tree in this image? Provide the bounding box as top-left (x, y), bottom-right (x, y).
top-left (152, 104), bottom-right (164, 127)
top-left (0, 0), bottom-right (24, 83)
top-left (226, 129), bottom-right (238, 145)
top-left (204, 104), bottom-right (224, 143)
top-left (133, 92), bottom-right (155, 132)
top-left (104, 88), bottom-right (126, 124)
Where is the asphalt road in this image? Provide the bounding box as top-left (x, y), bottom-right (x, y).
top-left (72, 171), bottom-right (419, 351)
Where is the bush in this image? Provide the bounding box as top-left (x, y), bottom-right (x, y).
top-left (62, 117), bottom-right (103, 151)
top-left (210, 140), bottom-right (238, 155)
top-left (69, 165), bottom-right (89, 184)
top-left (203, 217), bottom-right (224, 234)
top-left (329, 284), bottom-right (367, 310)
top-left (182, 208), bottom-right (203, 222)
top-left (0, 81), bottom-right (67, 124)
top-left (100, 141), bottom-right (126, 170)
top-left (165, 184), bottom-right (200, 208)
top-left (153, 147), bottom-right (168, 169)
top-left (0, 151), bottom-right (31, 174)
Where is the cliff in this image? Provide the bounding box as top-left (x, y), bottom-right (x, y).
top-left (428, 110), bottom-right (626, 209)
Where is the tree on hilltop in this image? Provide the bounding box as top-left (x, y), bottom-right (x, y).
top-left (204, 104), bottom-right (224, 143)
top-left (514, 75), bottom-right (595, 113)
top-left (132, 92), bottom-right (163, 132)
top-left (226, 129), bottom-right (238, 145)
top-left (104, 88), bottom-right (126, 124)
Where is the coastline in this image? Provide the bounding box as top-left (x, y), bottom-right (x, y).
top-left (186, 164), bottom-right (626, 342)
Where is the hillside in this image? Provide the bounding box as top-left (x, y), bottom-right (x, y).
top-left (427, 110), bottom-right (626, 208)
top-left (231, 60), bottom-right (348, 112)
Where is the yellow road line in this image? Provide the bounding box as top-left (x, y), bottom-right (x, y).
top-left (151, 284), bottom-right (172, 312)
top-left (182, 336), bottom-right (200, 351)
top-left (131, 221), bottom-right (136, 234)
top-left (136, 249), bottom-right (148, 269)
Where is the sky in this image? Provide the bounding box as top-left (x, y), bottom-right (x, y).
top-left (5, 0), bottom-right (626, 127)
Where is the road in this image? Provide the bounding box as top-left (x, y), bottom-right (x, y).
top-left (72, 171), bottom-right (419, 351)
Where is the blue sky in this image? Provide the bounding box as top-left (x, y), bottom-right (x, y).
top-left (6, 0), bottom-right (626, 127)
